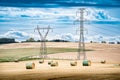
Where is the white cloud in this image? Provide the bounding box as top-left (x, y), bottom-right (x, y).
top-left (85, 35), bottom-right (120, 42)
top-left (49, 33), bottom-right (120, 42)
top-left (0, 7), bottom-right (119, 42)
top-left (0, 7), bottom-right (74, 18)
top-left (0, 29), bottom-right (119, 42)
top-left (76, 8), bottom-right (119, 21)
top-left (0, 7), bottom-right (118, 22)
top-left (0, 30), bottom-right (31, 41)
top-left (60, 33), bottom-right (76, 41)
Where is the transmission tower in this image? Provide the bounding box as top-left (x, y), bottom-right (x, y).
top-left (34, 25), bottom-right (52, 59)
top-left (76, 8), bottom-right (87, 60)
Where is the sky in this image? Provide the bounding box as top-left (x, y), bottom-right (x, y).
top-left (0, 0), bottom-right (120, 42)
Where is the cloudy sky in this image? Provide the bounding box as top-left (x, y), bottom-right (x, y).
top-left (0, 0), bottom-right (120, 42)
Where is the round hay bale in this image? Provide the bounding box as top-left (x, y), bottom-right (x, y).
top-left (26, 62), bottom-right (35, 69)
top-left (101, 60), bottom-right (106, 64)
top-left (114, 64), bottom-right (120, 67)
top-left (39, 60), bottom-right (44, 64)
top-left (83, 60), bottom-right (91, 66)
top-left (50, 61), bottom-right (58, 67)
top-left (14, 59), bottom-right (19, 62)
top-left (48, 61), bottom-right (53, 65)
top-left (70, 61), bottom-right (77, 66)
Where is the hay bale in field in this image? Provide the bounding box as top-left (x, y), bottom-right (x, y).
top-left (70, 61), bottom-right (77, 66)
top-left (48, 61), bottom-right (53, 65)
top-left (50, 61), bottom-right (58, 67)
top-left (14, 59), bottom-right (19, 62)
top-left (26, 62), bottom-right (35, 69)
top-left (114, 64), bottom-right (120, 67)
top-left (101, 60), bottom-right (106, 64)
top-left (39, 60), bottom-right (44, 64)
top-left (83, 60), bottom-right (91, 66)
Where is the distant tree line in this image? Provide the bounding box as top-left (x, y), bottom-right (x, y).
top-left (0, 38), bottom-right (16, 44)
top-left (90, 40), bottom-right (120, 44)
top-left (50, 39), bottom-right (69, 42)
top-left (22, 38), bottom-right (70, 42)
top-left (23, 38), bottom-right (120, 44)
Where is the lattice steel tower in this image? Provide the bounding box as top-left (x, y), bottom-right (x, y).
top-left (34, 25), bottom-right (52, 59)
top-left (76, 8), bottom-right (87, 60)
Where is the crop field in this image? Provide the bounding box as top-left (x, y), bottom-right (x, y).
top-left (0, 47), bottom-right (92, 62)
top-left (0, 42), bottom-right (120, 80)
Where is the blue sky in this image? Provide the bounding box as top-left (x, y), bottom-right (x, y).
top-left (0, 0), bottom-right (120, 42)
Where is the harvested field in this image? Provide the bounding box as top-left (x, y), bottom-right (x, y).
top-left (0, 42), bottom-right (120, 80)
top-left (0, 60), bottom-right (120, 80)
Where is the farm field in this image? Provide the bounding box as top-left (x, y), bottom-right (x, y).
top-left (0, 60), bottom-right (120, 80)
top-left (0, 47), bottom-right (80, 62)
top-left (0, 42), bottom-right (120, 80)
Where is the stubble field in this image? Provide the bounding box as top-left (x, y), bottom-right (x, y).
top-left (0, 42), bottom-right (120, 80)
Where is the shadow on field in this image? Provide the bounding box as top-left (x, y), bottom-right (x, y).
top-left (48, 74), bottom-right (120, 80)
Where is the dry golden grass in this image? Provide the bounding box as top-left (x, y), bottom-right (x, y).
top-left (0, 42), bottom-right (120, 80)
top-left (0, 60), bottom-right (120, 80)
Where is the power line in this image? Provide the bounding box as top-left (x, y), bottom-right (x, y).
top-left (87, 29), bottom-right (114, 37)
top-left (88, 24), bottom-right (120, 34)
top-left (0, 26), bottom-right (71, 32)
top-left (75, 8), bottom-right (87, 60)
top-left (34, 25), bottom-right (52, 59)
